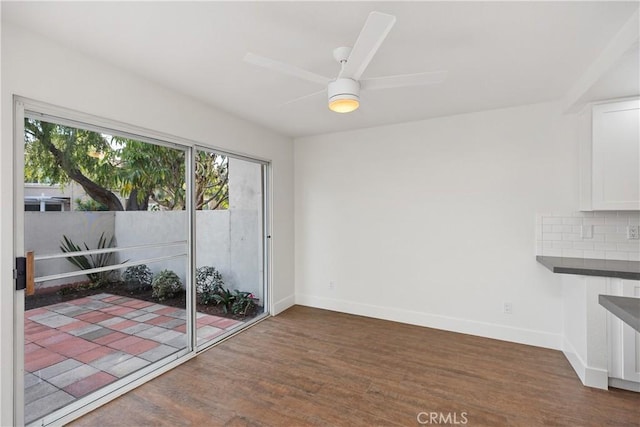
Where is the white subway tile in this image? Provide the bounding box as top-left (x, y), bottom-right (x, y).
top-left (605, 233), bottom-right (629, 243)
top-left (595, 242), bottom-right (618, 251)
top-left (617, 243), bottom-right (640, 252)
top-left (562, 233), bottom-right (581, 241)
top-left (542, 217), bottom-right (564, 225)
top-left (600, 212), bottom-right (619, 218)
top-left (605, 216), bottom-right (629, 225)
top-left (594, 225), bottom-right (617, 234)
top-left (543, 232), bottom-right (563, 241)
top-left (542, 225), bottom-right (553, 232)
top-left (553, 225), bottom-right (573, 233)
top-left (572, 226), bottom-right (583, 234)
top-left (543, 248), bottom-right (562, 257)
top-left (590, 234), bottom-right (606, 242)
top-left (563, 217), bottom-right (582, 225)
top-left (562, 249), bottom-right (584, 258)
top-left (628, 253), bottom-right (640, 262)
top-left (605, 252), bottom-right (629, 261)
top-left (625, 212), bottom-right (639, 223)
top-left (584, 250), bottom-right (606, 259)
top-left (573, 242), bottom-right (594, 250)
top-left (583, 217), bottom-right (605, 226)
top-left (617, 225), bottom-right (630, 233)
top-left (553, 241), bottom-right (573, 249)
top-left (543, 241), bottom-right (553, 249)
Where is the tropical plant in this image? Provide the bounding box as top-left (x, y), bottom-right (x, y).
top-left (231, 291), bottom-right (259, 316)
top-left (123, 264), bottom-right (153, 292)
top-left (151, 270), bottom-right (183, 301)
top-left (212, 287), bottom-right (235, 314)
top-left (196, 266), bottom-right (224, 305)
top-left (59, 232), bottom-right (115, 285)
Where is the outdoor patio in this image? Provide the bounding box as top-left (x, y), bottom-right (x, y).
top-left (24, 293), bottom-right (243, 424)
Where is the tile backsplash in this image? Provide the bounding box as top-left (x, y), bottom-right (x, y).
top-left (535, 211), bottom-right (640, 261)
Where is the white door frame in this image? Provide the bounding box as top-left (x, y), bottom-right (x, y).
top-left (12, 96), bottom-right (272, 426)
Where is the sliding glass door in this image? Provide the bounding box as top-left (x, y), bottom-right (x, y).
top-left (14, 99), bottom-right (269, 426)
top-left (193, 148), bottom-right (268, 350)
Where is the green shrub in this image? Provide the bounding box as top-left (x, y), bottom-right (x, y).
top-left (196, 266), bottom-right (224, 305)
top-left (212, 287), bottom-right (234, 313)
top-left (123, 264), bottom-right (153, 292)
top-left (212, 287), bottom-right (259, 316)
top-left (75, 198), bottom-right (108, 211)
top-left (151, 270), bottom-right (183, 301)
top-left (231, 291), bottom-right (258, 316)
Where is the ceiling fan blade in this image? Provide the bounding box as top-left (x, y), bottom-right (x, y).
top-left (279, 89), bottom-right (326, 107)
top-left (360, 70), bottom-right (447, 90)
top-left (244, 52), bottom-right (330, 86)
top-left (339, 11), bottom-right (396, 80)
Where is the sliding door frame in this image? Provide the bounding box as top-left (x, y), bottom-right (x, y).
top-left (12, 96), bottom-right (272, 426)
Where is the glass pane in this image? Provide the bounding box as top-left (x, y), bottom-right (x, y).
top-left (23, 118), bottom-right (188, 424)
top-left (195, 151), bottom-right (266, 347)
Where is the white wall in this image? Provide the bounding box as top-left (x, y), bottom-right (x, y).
top-left (295, 101), bottom-right (578, 350)
top-left (0, 23), bottom-right (294, 425)
top-left (24, 211), bottom-right (116, 289)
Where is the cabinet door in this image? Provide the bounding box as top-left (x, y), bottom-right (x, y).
top-left (621, 282), bottom-right (640, 383)
top-left (607, 279), bottom-right (640, 384)
top-left (592, 99), bottom-right (640, 210)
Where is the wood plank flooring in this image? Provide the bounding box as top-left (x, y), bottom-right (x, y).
top-left (69, 306), bottom-right (639, 426)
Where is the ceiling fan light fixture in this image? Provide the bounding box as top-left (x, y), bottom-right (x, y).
top-left (328, 78), bottom-right (360, 113)
top-left (329, 95), bottom-right (360, 113)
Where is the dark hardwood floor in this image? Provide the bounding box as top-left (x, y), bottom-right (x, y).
top-left (69, 306), bottom-right (639, 426)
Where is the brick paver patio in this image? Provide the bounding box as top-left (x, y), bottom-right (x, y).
top-left (24, 293), bottom-right (243, 424)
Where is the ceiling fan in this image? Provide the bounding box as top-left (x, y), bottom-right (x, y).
top-left (244, 11), bottom-right (447, 113)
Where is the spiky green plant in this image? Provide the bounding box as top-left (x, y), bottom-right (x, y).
top-left (60, 232), bottom-right (115, 285)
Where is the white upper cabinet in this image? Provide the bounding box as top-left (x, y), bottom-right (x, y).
top-left (580, 98), bottom-right (640, 211)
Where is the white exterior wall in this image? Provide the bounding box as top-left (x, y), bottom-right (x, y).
top-left (24, 212), bottom-right (116, 288)
top-left (0, 23), bottom-right (294, 425)
top-left (294, 101), bottom-right (578, 350)
top-left (228, 158), bottom-right (264, 299)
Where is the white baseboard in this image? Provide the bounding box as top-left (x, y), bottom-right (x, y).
top-left (272, 294), bottom-right (295, 315)
top-left (295, 294), bottom-right (562, 350)
top-left (562, 337), bottom-right (608, 390)
top-left (609, 377), bottom-right (640, 392)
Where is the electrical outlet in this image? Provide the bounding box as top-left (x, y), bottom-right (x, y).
top-left (627, 225), bottom-right (639, 240)
top-left (328, 281), bottom-right (335, 290)
top-left (503, 302), bottom-right (513, 315)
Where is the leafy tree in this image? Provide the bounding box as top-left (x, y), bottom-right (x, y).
top-left (24, 119), bottom-right (229, 211)
top-left (25, 119), bottom-right (125, 210)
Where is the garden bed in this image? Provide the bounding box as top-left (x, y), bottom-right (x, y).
top-left (25, 281), bottom-right (262, 320)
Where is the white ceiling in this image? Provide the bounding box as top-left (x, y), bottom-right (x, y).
top-left (3, 1), bottom-right (639, 138)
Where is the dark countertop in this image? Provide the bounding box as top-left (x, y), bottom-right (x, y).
top-left (536, 256), bottom-right (640, 280)
top-left (599, 295), bottom-right (640, 333)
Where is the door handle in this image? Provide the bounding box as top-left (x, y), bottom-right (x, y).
top-left (15, 251), bottom-right (35, 295)
top-left (26, 251), bottom-right (34, 296)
